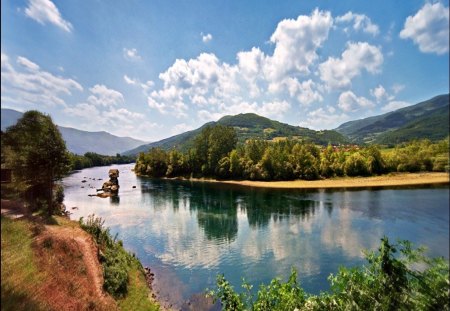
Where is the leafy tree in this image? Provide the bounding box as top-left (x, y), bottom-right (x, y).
top-left (193, 125), bottom-right (238, 175)
top-left (2, 111), bottom-right (70, 214)
top-left (344, 152), bottom-right (370, 176)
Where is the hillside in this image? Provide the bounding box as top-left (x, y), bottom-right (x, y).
top-left (1, 109), bottom-right (147, 155)
top-left (123, 113), bottom-right (349, 156)
top-left (1, 202), bottom-right (158, 310)
top-left (335, 94), bottom-right (449, 144)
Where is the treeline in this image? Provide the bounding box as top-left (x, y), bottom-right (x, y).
top-left (69, 152), bottom-right (135, 171)
top-left (135, 125), bottom-right (449, 181)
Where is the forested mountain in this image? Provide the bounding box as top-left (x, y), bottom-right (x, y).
top-left (1, 108), bottom-right (147, 155)
top-left (123, 113), bottom-right (349, 156)
top-left (335, 94), bottom-right (449, 144)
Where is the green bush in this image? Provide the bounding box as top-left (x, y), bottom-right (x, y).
top-left (209, 237), bottom-right (450, 311)
top-left (80, 215), bottom-right (140, 298)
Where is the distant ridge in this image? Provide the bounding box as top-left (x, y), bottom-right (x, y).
top-left (1, 108), bottom-right (147, 155)
top-left (123, 113), bottom-right (349, 156)
top-left (335, 94), bottom-right (449, 144)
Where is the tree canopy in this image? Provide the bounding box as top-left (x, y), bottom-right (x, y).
top-left (2, 110), bottom-right (70, 214)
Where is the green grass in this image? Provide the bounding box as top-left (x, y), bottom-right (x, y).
top-left (1, 216), bottom-right (47, 311)
top-left (118, 261), bottom-right (159, 311)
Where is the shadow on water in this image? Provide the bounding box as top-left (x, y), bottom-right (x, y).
top-left (110, 195), bottom-right (120, 205)
top-left (139, 178), bottom-right (322, 242)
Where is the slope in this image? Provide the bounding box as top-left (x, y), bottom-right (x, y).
top-left (335, 94), bottom-right (449, 144)
top-left (123, 113), bottom-right (349, 156)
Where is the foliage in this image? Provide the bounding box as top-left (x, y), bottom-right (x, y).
top-left (209, 237), bottom-right (450, 311)
top-left (2, 111), bottom-right (70, 214)
top-left (135, 123), bottom-right (449, 181)
top-left (79, 215), bottom-right (141, 298)
top-left (68, 152), bottom-right (135, 171)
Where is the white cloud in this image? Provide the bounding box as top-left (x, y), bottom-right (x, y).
top-left (87, 84), bottom-right (124, 107)
top-left (336, 12), bottom-right (380, 36)
top-left (338, 91), bottom-right (374, 112)
top-left (146, 9), bottom-right (337, 120)
top-left (319, 42), bottom-right (383, 90)
top-left (1, 53), bottom-right (82, 108)
top-left (400, 2), bottom-right (449, 55)
top-left (300, 106), bottom-right (349, 130)
top-left (201, 33), bottom-right (213, 43)
top-left (265, 9), bottom-right (333, 80)
top-left (259, 100), bottom-right (291, 117)
top-left (269, 78), bottom-right (323, 106)
top-left (124, 74), bottom-right (138, 85)
top-left (147, 96), bottom-right (167, 114)
top-left (370, 84), bottom-right (387, 102)
top-left (17, 56), bottom-right (40, 71)
top-left (123, 48), bottom-right (142, 61)
top-left (391, 83), bottom-right (405, 94)
top-left (381, 101), bottom-right (410, 112)
top-left (64, 94), bottom-right (157, 140)
top-left (24, 0), bottom-right (72, 32)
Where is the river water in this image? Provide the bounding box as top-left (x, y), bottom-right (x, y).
top-left (63, 163), bottom-right (449, 309)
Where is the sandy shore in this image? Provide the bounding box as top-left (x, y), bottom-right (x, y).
top-left (180, 172), bottom-right (449, 189)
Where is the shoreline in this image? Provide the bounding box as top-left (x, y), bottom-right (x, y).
top-left (165, 172), bottom-right (449, 189)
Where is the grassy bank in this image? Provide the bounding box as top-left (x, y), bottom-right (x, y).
top-left (1, 210), bottom-right (159, 311)
top-left (184, 172), bottom-right (449, 189)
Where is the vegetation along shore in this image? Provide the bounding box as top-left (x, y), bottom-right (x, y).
top-left (2, 110), bottom-right (449, 310)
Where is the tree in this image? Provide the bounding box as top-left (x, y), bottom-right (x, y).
top-left (193, 125), bottom-right (238, 175)
top-left (3, 111), bottom-right (70, 214)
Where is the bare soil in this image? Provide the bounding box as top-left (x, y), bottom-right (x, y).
top-left (1, 199), bottom-right (118, 310)
top-left (187, 172), bottom-right (449, 189)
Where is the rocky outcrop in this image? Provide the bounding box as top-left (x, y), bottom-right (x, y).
top-left (100, 169), bottom-right (120, 193)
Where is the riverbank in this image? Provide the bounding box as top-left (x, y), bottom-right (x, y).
top-left (180, 172), bottom-right (449, 189)
top-left (1, 200), bottom-right (160, 311)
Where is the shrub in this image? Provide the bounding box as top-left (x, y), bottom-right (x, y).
top-left (79, 215), bottom-right (140, 298)
top-left (209, 237), bottom-right (450, 311)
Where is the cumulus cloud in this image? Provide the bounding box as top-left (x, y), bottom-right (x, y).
top-left (1, 53), bottom-right (82, 108)
top-left (201, 33), bottom-right (213, 43)
top-left (24, 0), bottom-right (72, 32)
top-left (319, 42), bottom-right (383, 90)
top-left (145, 9), bottom-right (336, 121)
top-left (381, 101), bottom-right (410, 112)
top-left (265, 9), bottom-right (333, 79)
top-left (338, 91), bottom-right (374, 112)
top-left (400, 2), bottom-right (449, 55)
top-left (123, 48), bottom-right (142, 61)
top-left (300, 106), bottom-right (349, 130)
top-left (336, 11), bottom-right (380, 36)
top-left (87, 84), bottom-right (124, 107)
top-left (370, 84), bottom-right (388, 102)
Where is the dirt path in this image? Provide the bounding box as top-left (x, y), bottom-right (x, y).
top-left (45, 225), bottom-right (108, 300)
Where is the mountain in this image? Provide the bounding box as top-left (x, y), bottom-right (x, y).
top-left (123, 113), bottom-right (349, 156)
top-left (335, 94), bottom-right (449, 144)
top-left (1, 108), bottom-right (147, 155)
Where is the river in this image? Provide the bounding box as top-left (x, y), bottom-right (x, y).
top-left (63, 163), bottom-right (449, 309)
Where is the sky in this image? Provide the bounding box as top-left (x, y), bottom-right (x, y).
top-left (1, 0), bottom-right (449, 142)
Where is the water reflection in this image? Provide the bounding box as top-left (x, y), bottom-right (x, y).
top-left (63, 164), bottom-right (449, 309)
top-left (110, 195), bottom-right (120, 205)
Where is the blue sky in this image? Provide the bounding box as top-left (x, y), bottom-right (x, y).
top-left (1, 0), bottom-right (449, 141)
